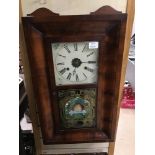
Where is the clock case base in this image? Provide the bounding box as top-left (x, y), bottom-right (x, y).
top-left (22, 6), bottom-right (127, 144)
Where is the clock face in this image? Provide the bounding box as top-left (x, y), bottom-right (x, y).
top-left (52, 41), bottom-right (99, 85)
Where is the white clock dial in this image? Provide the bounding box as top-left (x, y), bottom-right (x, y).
top-left (52, 42), bottom-right (99, 85)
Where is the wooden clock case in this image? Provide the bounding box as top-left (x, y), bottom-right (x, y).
top-left (22, 6), bottom-right (127, 144)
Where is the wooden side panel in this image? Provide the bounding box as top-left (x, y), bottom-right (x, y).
top-left (20, 1), bottom-right (41, 154)
top-left (22, 22), bottom-right (54, 142)
top-left (108, 0), bottom-right (135, 154)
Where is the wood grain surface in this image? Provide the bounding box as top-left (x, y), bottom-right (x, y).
top-left (22, 6), bottom-right (127, 145)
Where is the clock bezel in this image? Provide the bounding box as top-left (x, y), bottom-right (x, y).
top-left (44, 35), bottom-right (104, 87)
top-left (51, 41), bottom-right (99, 85)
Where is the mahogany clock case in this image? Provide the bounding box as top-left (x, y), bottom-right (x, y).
top-left (22, 6), bottom-right (127, 144)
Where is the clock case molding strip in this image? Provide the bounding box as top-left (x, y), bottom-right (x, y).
top-left (41, 142), bottom-right (109, 154)
top-left (41, 148), bottom-right (108, 155)
top-left (22, 6), bottom-right (127, 144)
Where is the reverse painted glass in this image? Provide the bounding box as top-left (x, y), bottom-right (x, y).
top-left (58, 89), bottom-right (96, 129)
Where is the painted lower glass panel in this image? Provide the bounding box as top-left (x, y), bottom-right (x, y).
top-left (58, 88), bottom-right (96, 129)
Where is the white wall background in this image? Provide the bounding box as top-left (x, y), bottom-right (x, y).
top-left (21, 0), bottom-right (127, 16)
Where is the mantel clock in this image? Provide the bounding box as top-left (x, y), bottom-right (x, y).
top-left (22, 6), bottom-right (127, 144)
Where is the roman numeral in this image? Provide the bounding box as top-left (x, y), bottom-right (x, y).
top-left (59, 68), bottom-right (67, 75)
top-left (74, 43), bottom-right (78, 51)
top-left (88, 61), bottom-right (96, 64)
top-left (76, 74), bottom-right (79, 81)
top-left (82, 44), bottom-right (87, 52)
top-left (87, 52), bottom-right (94, 57)
top-left (67, 73), bottom-right (72, 80)
top-left (83, 72), bottom-right (87, 79)
top-left (64, 44), bottom-right (71, 53)
top-left (84, 66), bottom-right (94, 73)
top-left (57, 62), bottom-right (64, 65)
top-left (58, 54), bottom-right (66, 58)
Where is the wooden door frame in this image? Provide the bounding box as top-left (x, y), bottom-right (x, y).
top-left (108, 0), bottom-right (135, 154)
top-left (19, 0), bottom-right (42, 154)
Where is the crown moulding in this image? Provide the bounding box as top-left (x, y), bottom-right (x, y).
top-left (90, 6), bottom-right (122, 15)
top-left (27, 6), bottom-right (122, 17)
top-left (27, 7), bottom-right (59, 17)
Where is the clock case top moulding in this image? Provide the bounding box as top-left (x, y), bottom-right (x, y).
top-left (22, 6), bottom-right (127, 144)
